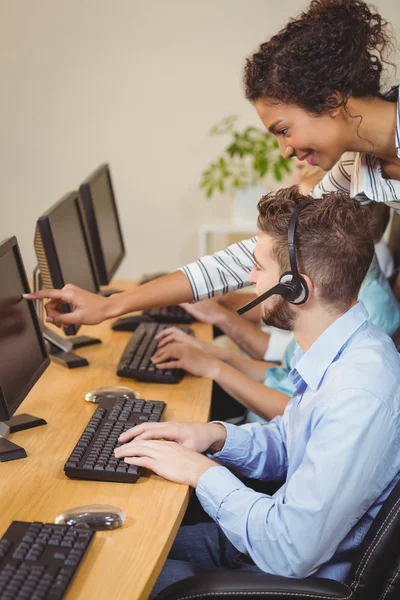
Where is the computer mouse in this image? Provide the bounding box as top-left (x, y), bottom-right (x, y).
top-left (111, 314), bottom-right (152, 331)
top-left (55, 505), bottom-right (125, 531)
top-left (84, 385), bottom-right (139, 404)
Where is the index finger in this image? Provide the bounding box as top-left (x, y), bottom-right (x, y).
top-left (118, 422), bottom-right (164, 442)
top-left (23, 289), bottom-right (68, 301)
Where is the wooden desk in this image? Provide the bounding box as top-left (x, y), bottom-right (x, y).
top-left (1, 281), bottom-right (212, 600)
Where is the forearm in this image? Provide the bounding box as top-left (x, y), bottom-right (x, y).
top-left (214, 362), bottom-right (289, 421)
top-left (218, 291), bottom-right (261, 323)
top-left (214, 311), bottom-right (270, 359)
top-left (224, 353), bottom-right (279, 382)
top-left (107, 271), bottom-right (193, 318)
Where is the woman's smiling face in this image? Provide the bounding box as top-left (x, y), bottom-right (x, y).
top-left (255, 99), bottom-right (349, 172)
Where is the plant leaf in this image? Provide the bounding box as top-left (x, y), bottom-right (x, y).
top-left (273, 164), bottom-right (282, 182)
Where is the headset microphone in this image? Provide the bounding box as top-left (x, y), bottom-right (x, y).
top-left (237, 201), bottom-right (310, 316)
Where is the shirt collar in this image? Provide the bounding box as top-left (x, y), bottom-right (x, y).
top-left (289, 302), bottom-right (369, 393)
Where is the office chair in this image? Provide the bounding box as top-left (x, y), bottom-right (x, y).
top-left (154, 478), bottom-right (400, 600)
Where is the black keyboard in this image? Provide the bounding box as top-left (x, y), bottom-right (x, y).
top-left (143, 305), bottom-right (195, 325)
top-left (0, 520), bottom-right (94, 600)
top-left (117, 322), bottom-right (194, 383)
top-left (64, 396), bottom-right (166, 483)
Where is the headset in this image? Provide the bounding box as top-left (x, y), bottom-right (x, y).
top-left (237, 201), bottom-right (310, 316)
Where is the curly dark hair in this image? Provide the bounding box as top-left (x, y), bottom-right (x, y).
top-left (257, 187), bottom-right (374, 311)
top-left (244, 0), bottom-right (394, 114)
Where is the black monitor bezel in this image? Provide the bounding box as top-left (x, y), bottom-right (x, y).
top-left (36, 191), bottom-right (100, 293)
top-left (79, 163), bottom-right (125, 285)
top-left (0, 236), bottom-right (50, 421)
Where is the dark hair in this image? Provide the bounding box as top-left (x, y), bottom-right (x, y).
top-left (244, 0), bottom-right (394, 114)
top-left (257, 187), bottom-right (375, 311)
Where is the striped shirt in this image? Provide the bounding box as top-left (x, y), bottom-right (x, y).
top-left (182, 87), bottom-right (400, 301)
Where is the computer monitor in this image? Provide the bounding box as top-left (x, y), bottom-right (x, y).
top-left (0, 236), bottom-right (49, 461)
top-left (79, 164), bottom-right (125, 286)
top-left (34, 191), bottom-right (100, 337)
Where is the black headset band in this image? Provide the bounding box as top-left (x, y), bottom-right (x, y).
top-left (287, 200), bottom-right (310, 287)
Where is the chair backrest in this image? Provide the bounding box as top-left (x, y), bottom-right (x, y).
top-left (347, 479), bottom-right (400, 599)
top-left (388, 211), bottom-right (400, 270)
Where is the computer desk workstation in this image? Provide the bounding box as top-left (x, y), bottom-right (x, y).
top-left (1, 279), bottom-right (213, 600)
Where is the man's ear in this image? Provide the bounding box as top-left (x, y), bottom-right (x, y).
top-left (300, 274), bottom-right (314, 304)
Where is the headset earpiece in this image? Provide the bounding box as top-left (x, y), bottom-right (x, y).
top-left (279, 272), bottom-right (309, 305)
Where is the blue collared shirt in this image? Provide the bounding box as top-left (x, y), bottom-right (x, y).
top-left (197, 302), bottom-right (400, 581)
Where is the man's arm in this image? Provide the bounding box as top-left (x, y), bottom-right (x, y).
top-left (182, 299), bottom-right (270, 360)
top-left (212, 361), bottom-right (290, 419)
top-left (197, 389), bottom-right (399, 578)
top-left (154, 327), bottom-right (275, 381)
top-left (213, 309), bottom-right (270, 359)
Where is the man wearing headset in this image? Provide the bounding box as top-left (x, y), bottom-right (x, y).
top-left (113, 187), bottom-right (400, 596)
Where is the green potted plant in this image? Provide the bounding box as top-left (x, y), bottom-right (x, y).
top-left (200, 115), bottom-right (292, 223)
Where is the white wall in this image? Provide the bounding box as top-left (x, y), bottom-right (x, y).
top-left (0, 0), bottom-right (399, 280)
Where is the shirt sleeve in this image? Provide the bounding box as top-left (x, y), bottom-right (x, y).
top-left (208, 419), bottom-right (289, 481)
top-left (197, 389), bottom-right (399, 578)
top-left (311, 155), bottom-right (353, 198)
top-left (180, 237), bottom-right (257, 302)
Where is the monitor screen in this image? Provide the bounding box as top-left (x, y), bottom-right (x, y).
top-left (0, 238), bottom-right (49, 421)
top-left (35, 192), bottom-right (99, 295)
top-left (80, 165), bottom-right (125, 284)
top-left (49, 193), bottom-right (99, 293)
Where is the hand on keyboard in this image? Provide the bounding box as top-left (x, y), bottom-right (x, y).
top-left (118, 421), bottom-right (227, 454)
top-left (151, 343), bottom-right (220, 379)
top-left (114, 438), bottom-right (218, 488)
top-left (117, 323), bottom-right (195, 384)
top-left (155, 326), bottom-right (206, 351)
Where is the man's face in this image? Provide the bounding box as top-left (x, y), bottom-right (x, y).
top-left (250, 232), bottom-right (296, 331)
top-left (255, 99), bottom-right (348, 172)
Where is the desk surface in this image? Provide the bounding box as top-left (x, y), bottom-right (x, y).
top-left (1, 281), bottom-right (212, 600)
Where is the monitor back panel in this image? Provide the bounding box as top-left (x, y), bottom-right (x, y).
top-left (80, 164), bottom-right (125, 285)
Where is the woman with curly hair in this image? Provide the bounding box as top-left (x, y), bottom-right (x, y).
top-left (26, 1), bottom-right (400, 336)
top-left (244, 0), bottom-right (400, 200)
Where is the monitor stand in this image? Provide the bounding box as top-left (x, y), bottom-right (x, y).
top-left (0, 416), bottom-right (47, 462)
top-left (42, 327), bottom-right (89, 368)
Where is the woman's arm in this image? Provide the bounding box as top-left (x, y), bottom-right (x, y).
top-left (25, 238), bottom-right (258, 327)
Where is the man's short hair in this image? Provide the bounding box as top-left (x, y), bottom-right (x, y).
top-left (257, 187), bottom-right (375, 312)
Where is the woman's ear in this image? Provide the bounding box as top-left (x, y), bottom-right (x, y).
top-left (327, 91), bottom-right (345, 118)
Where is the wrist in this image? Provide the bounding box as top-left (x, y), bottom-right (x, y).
top-left (104, 294), bottom-right (122, 320)
top-left (212, 306), bottom-right (231, 329)
top-left (207, 358), bottom-right (222, 380)
top-left (191, 459), bottom-right (218, 487)
top-left (207, 423), bottom-right (227, 454)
